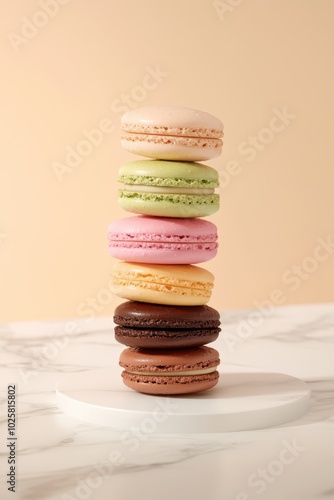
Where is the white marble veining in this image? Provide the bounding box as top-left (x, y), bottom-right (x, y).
top-left (0, 303), bottom-right (334, 500)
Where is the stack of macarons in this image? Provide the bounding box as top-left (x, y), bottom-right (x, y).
top-left (108, 106), bottom-right (223, 395)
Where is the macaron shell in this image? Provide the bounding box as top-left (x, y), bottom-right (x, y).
top-left (119, 346), bottom-right (220, 371)
top-left (109, 243), bottom-right (217, 264)
top-left (121, 106), bottom-right (224, 137)
top-left (111, 286), bottom-right (210, 306)
top-left (118, 192), bottom-right (219, 218)
top-left (121, 371), bottom-right (219, 395)
top-left (115, 326), bottom-right (220, 349)
top-left (110, 262), bottom-right (214, 306)
top-left (108, 215), bottom-right (218, 237)
top-left (118, 160), bottom-right (220, 187)
top-left (121, 138), bottom-right (222, 162)
top-left (113, 302), bottom-right (221, 328)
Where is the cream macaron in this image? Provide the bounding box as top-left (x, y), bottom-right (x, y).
top-left (110, 262), bottom-right (214, 306)
top-left (121, 106), bottom-right (224, 161)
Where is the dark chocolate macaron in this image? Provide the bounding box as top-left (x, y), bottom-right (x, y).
top-left (113, 301), bottom-right (221, 349)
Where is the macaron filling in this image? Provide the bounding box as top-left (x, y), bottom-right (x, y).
top-left (109, 241), bottom-right (218, 252)
top-left (108, 232), bottom-right (218, 243)
top-left (126, 366), bottom-right (218, 376)
top-left (123, 185), bottom-right (215, 195)
top-left (118, 174), bottom-right (219, 189)
top-left (121, 132), bottom-right (223, 150)
top-left (121, 124), bottom-right (223, 139)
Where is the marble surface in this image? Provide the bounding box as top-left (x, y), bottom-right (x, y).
top-left (0, 303), bottom-right (334, 500)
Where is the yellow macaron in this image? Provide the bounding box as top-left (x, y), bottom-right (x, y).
top-left (110, 262), bottom-right (214, 306)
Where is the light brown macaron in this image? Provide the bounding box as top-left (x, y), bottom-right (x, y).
top-left (119, 346), bottom-right (220, 395)
top-left (121, 106), bottom-right (224, 161)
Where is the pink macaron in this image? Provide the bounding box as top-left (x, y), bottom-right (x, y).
top-left (108, 216), bottom-right (218, 264)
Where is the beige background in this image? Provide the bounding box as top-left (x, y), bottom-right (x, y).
top-left (0, 0), bottom-right (333, 321)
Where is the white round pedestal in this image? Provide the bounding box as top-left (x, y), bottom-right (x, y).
top-left (56, 364), bottom-right (310, 433)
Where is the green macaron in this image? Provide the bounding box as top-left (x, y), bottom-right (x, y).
top-left (118, 160), bottom-right (220, 218)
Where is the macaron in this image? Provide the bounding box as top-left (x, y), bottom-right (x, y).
top-left (113, 301), bottom-right (221, 348)
top-left (110, 262), bottom-right (214, 306)
top-left (108, 216), bottom-right (218, 264)
top-left (119, 346), bottom-right (220, 395)
top-left (121, 106), bottom-right (224, 161)
top-left (118, 160), bottom-right (220, 218)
